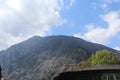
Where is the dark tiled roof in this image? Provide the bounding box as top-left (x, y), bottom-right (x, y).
top-left (53, 65), bottom-right (120, 80)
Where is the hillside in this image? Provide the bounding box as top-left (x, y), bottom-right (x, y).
top-left (0, 35), bottom-right (119, 80)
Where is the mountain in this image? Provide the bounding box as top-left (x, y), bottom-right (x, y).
top-left (0, 35), bottom-right (119, 80)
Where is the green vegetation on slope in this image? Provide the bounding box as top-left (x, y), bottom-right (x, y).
top-left (79, 50), bottom-right (120, 69)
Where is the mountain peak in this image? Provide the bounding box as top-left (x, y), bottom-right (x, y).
top-left (0, 35), bottom-right (119, 80)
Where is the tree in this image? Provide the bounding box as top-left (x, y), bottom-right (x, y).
top-left (79, 50), bottom-right (120, 69)
top-left (90, 50), bottom-right (120, 66)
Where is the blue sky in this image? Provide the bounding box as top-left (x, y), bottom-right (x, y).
top-left (52, 0), bottom-right (120, 50)
top-left (0, 0), bottom-right (120, 50)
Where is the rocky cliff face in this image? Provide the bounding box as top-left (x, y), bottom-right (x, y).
top-left (0, 35), bottom-right (119, 80)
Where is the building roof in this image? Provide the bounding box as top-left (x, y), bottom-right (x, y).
top-left (53, 65), bottom-right (120, 80)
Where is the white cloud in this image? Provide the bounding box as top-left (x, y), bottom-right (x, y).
top-left (107, 0), bottom-right (120, 3)
top-left (74, 11), bottom-right (120, 44)
top-left (101, 0), bottom-right (120, 11)
top-left (69, 0), bottom-right (75, 7)
top-left (0, 0), bottom-right (74, 50)
top-left (91, 2), bottom-right (97, 9)
top-left (65, 0), bottom-right (75, 9)
top-left (114, 46), bottom-right (120, 51)
top-left (101, 3), bottom-right (108, 10)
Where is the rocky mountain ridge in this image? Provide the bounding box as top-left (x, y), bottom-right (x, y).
top-left (0, 35), bottom-right (119, 80)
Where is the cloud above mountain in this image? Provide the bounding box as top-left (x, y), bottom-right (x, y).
top-left (74, 11), bottom-right (120, 45)
top-left (0, 0), bottom-right (75, 50)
